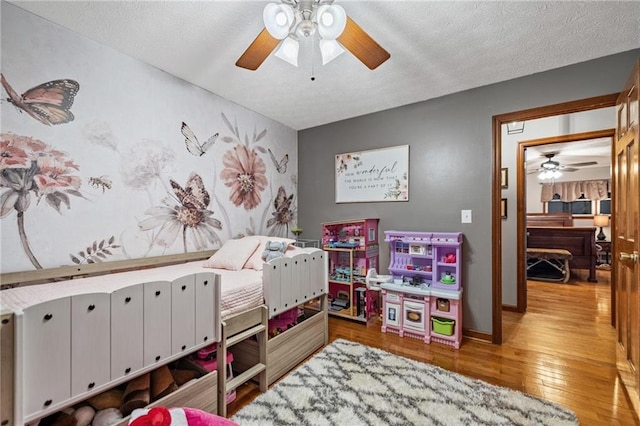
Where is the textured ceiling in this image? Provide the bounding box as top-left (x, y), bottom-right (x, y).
top-left (8, 1), bottom-right (640, 130)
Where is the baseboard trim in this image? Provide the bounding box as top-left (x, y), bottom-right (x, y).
top-left (463, 329), bottom-right (492, 343)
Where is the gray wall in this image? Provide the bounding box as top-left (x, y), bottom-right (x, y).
top-left (297, 49), bottom-right (640, 335)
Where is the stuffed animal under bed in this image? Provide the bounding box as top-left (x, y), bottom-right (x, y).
top-left (129, 407), bottom-right (238, 426)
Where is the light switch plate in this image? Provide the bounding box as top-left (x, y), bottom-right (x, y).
top-left (461, 210), bottom-right (472, 223)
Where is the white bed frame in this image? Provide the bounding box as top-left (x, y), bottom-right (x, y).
top-left (0, 248), bottom-right (328, 425)
top-left (216, 248), bottom-right (328, 416)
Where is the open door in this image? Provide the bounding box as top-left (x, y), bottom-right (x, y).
top-left (614, 57), bottom-right (640, 415)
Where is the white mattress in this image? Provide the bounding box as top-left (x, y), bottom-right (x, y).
top-left (0, 261), bottom-right (264, 318)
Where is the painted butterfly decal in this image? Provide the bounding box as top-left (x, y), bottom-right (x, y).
top-left (1, 73), bottom-right (79, 126)
top-left (170, 172), bottom-right (211, 211)
top-left (268, 148), bottom-right (288, 174)
top-left (267, 186), bottom-right (294, 229)
top-left (181, 122), bottom-right (218, 156)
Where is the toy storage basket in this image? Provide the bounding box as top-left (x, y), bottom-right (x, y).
top-left (436, 298), bottom-right (450, 312)
top-left (431, 317), bottom-right (455, 336)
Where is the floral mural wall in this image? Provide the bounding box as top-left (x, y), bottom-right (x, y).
top-left (0, 3), bottom-right (298, 274)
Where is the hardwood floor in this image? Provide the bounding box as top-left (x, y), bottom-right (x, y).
top-left (227, 270), bottom-right (638, 425)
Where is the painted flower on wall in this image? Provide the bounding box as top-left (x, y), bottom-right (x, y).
top-left (0, 132), bottom-right (84, 269)
top-left (220, 144), bottom-right (267, 210)
top-left (120, 139), bottom-right (176, 190)
top-left (139, 173), bottom-right (222, 252)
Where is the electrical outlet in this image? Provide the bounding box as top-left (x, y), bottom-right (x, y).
top-left (461, 210), bottom-right (472, 223)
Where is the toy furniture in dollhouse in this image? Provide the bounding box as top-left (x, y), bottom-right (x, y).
top-left (322, 218), bottom-right (379, 322)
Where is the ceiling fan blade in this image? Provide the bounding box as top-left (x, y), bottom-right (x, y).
top-left (337, 16), bottom-right (390, 70)
top-left (566, 161), bottom-right (598, 167)
top-left (236, 28), bottom-right (280, 71)
top-left (562, 167), bottom-right (579, 172)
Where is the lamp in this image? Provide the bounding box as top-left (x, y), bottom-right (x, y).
top-left (263, 1), bottom-right (347, 67)
top-left (593, 215), bottom-right (609, 241)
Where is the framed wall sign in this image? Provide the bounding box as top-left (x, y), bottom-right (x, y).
top-left (335, 145), bottom-right (409, 203)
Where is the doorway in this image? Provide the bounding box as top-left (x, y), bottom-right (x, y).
top-left (491, 93), bottom-right (619, 344)
top-left (515, 130), bottom-right (615, 314)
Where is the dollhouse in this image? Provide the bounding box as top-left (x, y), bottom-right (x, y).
top-left (322, 218), bottom-right (379, 322)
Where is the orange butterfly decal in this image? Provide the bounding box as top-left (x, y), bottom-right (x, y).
top-left (1, 73), bottom-right (79, 126)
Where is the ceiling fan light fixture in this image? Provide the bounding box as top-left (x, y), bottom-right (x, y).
top-left (274, 36), bottom-right (299, 67)
top-left (537, 169), bottom-right (563, 180)
top-left (238, 0), bottom-right (390, 71)
top-left (263, 3), bottom-right (295, 39)
top-left (319, 39), bottom-right (345, 65)
top-left (316, 4), bottom-right (347, 40)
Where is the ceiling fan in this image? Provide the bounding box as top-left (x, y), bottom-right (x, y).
top-left (528, 153), bottom-right (598, 176)
top-left (236, 0), bottom-right (390, 71)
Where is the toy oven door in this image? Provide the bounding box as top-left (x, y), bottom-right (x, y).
top-left (384, 296), bottom-right (401, 328)
top-left (403, 300), bottom-right (426, 332)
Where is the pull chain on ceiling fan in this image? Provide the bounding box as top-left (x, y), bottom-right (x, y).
top-left (236, 0), bottom-right (390, 71)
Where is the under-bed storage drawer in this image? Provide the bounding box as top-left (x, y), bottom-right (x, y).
top-left (233, 311), bottom-right (326, 386)
top-left (112, 370), bottom-right (218, 426)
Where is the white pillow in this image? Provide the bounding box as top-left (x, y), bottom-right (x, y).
top-left (203, 237), bottom-right (261, 271)
top-left (244, 236), bottom-right (296, 271)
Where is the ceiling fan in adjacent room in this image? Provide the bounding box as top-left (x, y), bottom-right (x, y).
top-left (236, 0), bottom-right (390, 71)
top-left (529, 153), bottom-right (598, 180)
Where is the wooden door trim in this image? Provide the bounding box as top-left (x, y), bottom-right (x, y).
top-left (515, 129), bottom-right (616, 313)
top-left (492, 93), bottom-right (619, 344)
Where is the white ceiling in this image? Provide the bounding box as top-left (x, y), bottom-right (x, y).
top-left (8, 1), bottom-right (640, 130)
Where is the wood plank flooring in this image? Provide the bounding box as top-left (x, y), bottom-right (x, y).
top-left (227, 270), bottom-right (638, 425)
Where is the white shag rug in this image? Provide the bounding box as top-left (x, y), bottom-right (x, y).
top-left (231, 339), bottom-right (579, 426)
